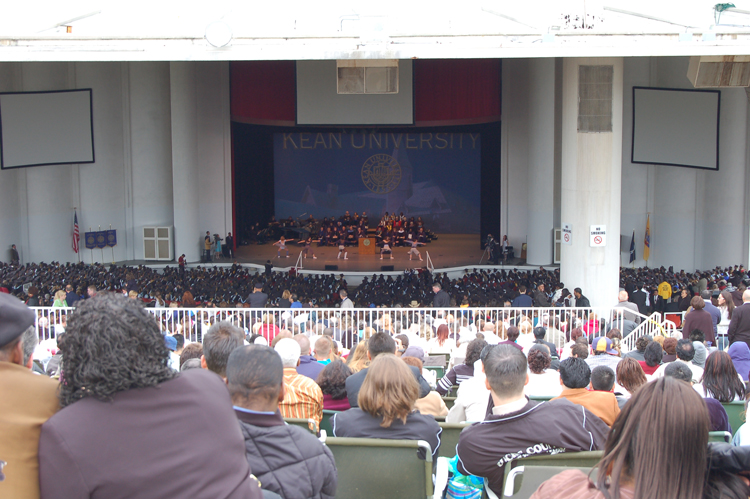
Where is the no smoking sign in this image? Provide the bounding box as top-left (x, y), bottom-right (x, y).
top-left (590, 225), bottom-right (607, 247)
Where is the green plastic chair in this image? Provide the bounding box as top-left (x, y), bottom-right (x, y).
top-left (325, 437), bottom-right (433, 499)
top-left (722, 401), bottom-right (746, 435)
top-left (320, 410), bottom-right (339, 436)
top-left (437, 421), bottom-right (471, 458)
top-left (442, 396), bottom-right (457, 410)
top-left (503, 465), bottom-right (599, 499)
top-left (425, 365), bottom-right (445, 379)
top-left (500, 451), bottom-right (603, 499)
top-left (284, 417), bottom-right (318, 434)
top-left (708, 431), bottom-right (732, 443)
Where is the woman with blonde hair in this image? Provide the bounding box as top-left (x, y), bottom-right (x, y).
top-left (332, 354), bottom-right (441, 460)
top-left (516, 320), bottom-right (535, 352)
top-left (52, 289), bottom-right (68, 307)
top-left (346, 340), bottom-right (370, 373)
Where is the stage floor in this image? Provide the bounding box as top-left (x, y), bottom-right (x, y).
top-left (233, 234), bottom-right (508, 272)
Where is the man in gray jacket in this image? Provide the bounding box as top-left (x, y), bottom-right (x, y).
top-left (226, 345), bottom-right (337, 499)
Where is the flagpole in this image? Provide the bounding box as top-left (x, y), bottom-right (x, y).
top-left (90, 227), bottom-right (94, 265)
top-left (110, 224), bottom-right (115, 264)
top-left (74, 207), bottom-right (80, 264)
top-left (98, 225), bottom-right (104, 264)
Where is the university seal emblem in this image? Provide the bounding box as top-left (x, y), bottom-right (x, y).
top-left (361, 154), bottom-right (401, 194)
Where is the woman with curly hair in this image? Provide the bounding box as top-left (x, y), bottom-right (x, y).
top-left (525, 345), bottom-right (562, 398)
top-left (37, 293), bottom-right (262, 499)
top-left (698, 351), bottom-right (746, 402)
top-left (317, 359), bottom-right (353, 410)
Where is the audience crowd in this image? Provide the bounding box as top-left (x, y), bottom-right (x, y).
top-left (3, 283), bottom-right (750, 497)
top-left (5, 260), bottom-right (750, 498)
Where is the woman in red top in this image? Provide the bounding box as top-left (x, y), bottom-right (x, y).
top-left (317, 359), bottom-right (352, 411)
top-left (638, 341), bottom-right (663, 376)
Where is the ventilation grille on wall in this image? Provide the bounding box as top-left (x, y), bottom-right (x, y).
top-left (337, 60), bottom-right (398, 94)
top-left (688, 56), bottom-right (750, 88)
top-left (578, 65), bottom-right (613, 133)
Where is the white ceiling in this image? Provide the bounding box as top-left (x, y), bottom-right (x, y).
top-left (1, 0), bottom-right (750, 61)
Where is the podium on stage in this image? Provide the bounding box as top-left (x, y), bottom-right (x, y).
top-left (358, 237), bottom-right (376, 255)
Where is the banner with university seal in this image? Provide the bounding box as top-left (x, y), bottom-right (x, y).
top-left (95, 231), bottom-right (107, 249)
top-left (84, 232), bottom-right (97, 250)
top-left (273, 132), bottom-right (481, 234)
top-left (106, 229), bottom-right (117, 247)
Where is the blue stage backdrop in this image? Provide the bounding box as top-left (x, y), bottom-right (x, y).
top-left (273, 132), bottom-right (481, 233)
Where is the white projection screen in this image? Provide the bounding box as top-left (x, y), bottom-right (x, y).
top-left (631, 86), bottom-right (720, 170)
top-left (0, 89), bottom-right (94, 169)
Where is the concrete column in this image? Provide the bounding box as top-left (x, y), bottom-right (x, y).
top-left (170, 62), bottom-right (201, 262)
top-left (560, 58), bottom-right (623, 308)
top-left (129, 62), bottom-right (175, 260)
top-left (500, 59), bottom-right (529, 249)
top-left (526, 58), bottom-right (556, 265)
top-left (0, 63), bottom-right (23, 262)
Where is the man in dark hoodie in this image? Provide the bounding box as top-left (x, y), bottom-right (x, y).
top-left (456, 345), bottom-right (609, 497)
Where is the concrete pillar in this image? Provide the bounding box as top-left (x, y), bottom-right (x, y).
top-left (129, 62), bottom-right (175, 260)
top-left (560, 58), bottom-right (623, 308)
top-left (0, 63), bottom-right (23, 262)
top-left (526, 58), bottom-right (556, 265)
top-left (170, 62), bottom-right (201, 262)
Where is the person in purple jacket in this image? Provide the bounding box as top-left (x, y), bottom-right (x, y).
top-left (38, 294), bottom-right (263, 499)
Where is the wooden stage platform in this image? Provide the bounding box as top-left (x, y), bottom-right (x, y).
top-left (233, 234), bottom-right (511, 272)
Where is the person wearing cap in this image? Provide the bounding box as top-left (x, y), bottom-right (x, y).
top-left (0, 293), bottom-right (60, 499)
top-left (553, 357), bottom-right (620, 427)
top-left (585, 337), bottom-right (622, 382)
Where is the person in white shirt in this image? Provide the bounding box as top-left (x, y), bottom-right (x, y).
top-left (651, 339), bottom-right (704, 383)
top-left (524, 345), bottom-right (562, 398)
top-left (426, 324), bottom-right (457, 356)
top-left (446, 357), bottom-right (490, 423)
top-left (516, 321), bottom-right (535, 353)
top-left (481, 322), bottom-right (501, 345)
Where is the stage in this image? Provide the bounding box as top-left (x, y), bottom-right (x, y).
top-left (232, 234), bottom-right (520, 272)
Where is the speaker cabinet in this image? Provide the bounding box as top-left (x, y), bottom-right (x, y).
top-left (381, 265), bottom-right (394, 271)
top-left (325, 265), bottom-right (339, 271)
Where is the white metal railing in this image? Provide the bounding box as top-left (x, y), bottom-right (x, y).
top-left (620, 312), bottom-right (678, 352)
top-left (29, 305), bottom-right (650, 350)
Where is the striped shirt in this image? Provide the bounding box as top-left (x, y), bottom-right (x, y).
top-left (279, 368), bottom-right (324, 424)
top-left (437, 364), bottom-right (474, 395)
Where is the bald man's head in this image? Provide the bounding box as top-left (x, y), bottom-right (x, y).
top-left (293, 334), bottom-right (311, 356)
top-left (618, 290), bottom-right (628, 302)
top-left (743, 290), bottom-right (750, 303)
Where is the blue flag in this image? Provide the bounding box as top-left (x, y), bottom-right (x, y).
top-left (629, 230), bottom-right (636, 263)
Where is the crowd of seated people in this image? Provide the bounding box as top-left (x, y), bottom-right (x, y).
top-left (6, 285), bottom-right (750, 499)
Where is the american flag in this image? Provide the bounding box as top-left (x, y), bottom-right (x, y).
top-left (73, 211), bottom-right (80, 253)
